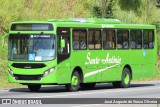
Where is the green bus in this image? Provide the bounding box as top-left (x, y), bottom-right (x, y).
top-left (3, 18), bottom-right (157, 91)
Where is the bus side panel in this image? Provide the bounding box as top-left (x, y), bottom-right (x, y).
top-left (71, 50), bottom-right (97, 83)
top-left (142, 49), bottom-right (157, 78)
top-left (129, 50), bottom-right (143, 80)
top-left (130, 64), bottom-right (142, 80)
top-left (101, 50), bottom-right (120, 82)
top-left (116, 50), bottom-right (131, 80)
top-left (131, 49), bottom-right (156, 80)
top-left (56, 59), bottom-right (72, 84)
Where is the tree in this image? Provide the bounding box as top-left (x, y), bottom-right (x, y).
top-left (91, 0), bottom-right (113, 18)
top-left (118, 0), bottom-right (142, 12)
top-left (156, 0), bottom-right (160, 7)
top-left (102, 0), bottom-right (107, 18)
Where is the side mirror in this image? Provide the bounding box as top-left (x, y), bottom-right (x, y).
top-left (61, 39), bottom-right (65, 48)
top-left (1, 34), bottom-right (8, 52)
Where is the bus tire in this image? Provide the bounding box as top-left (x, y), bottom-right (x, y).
top-left (80, 83), bottom-right (96, 89)
top-left (112, 68), bottom-right (131, 88)
top-left (27, 84), bottom-right (41, 92)
top-left (65, 71), bottom-right (80, 92)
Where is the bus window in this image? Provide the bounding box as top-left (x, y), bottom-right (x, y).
top-left (103, 30), bottom-right (115, 49)
top-left (72, 29), bottom-right (87, 50)
top-left (143, 30), bottom-right (154, 49)
top-left (88, 30), bottom-right (101, 50)
top-left (117, 30), bottom-right (129, 49)
top-left (130, 30), bottom-right (142, 49)
top-left (149, 31), bottom-right (154, 49)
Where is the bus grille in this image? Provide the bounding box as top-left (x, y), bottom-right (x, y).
top-left (14, 74), bottom-right (42, 80)
top-left (12, 63), bottom-right (46, 69)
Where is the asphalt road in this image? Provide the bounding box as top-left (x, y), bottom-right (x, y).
top-left (0, 81), bottom-right (160, 107)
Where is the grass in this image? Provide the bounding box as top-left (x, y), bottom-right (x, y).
top-left (132, 68), bottom-right (160, 83)
top-left (0, 61), bottom-right (23, 89)
top-left (0, 72), bottom-right (23, 89)
top-left (0, 49), bottom-right (23, 88)
top-left (132, 59), bottom-right (160, 82)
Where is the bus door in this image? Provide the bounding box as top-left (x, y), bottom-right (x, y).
top-left (57, 27), bottom-right (71, 83)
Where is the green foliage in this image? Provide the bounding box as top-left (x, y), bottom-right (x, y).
top-left (156, 0), bottom-right (160, 6)
top-left (91, 0), bottom-right (113, 18)
top-left (92, 6), bottom-right (102, 18)
top-left (113, 0), bottom-right (160, 24)
top-left (90, 0), bottom-right (160, 33)
top-left (118, 0), bottom-right (142, 12)
top-left (0, 0), bottom-right (93, 35)
top-left (0, 0), bottom-right (160, 35)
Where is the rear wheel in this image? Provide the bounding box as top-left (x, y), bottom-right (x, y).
top-left (28, 84), bottom-right (41, 92)
top-left (80, 83), bottom-right (96, 89)
top-left (112, 68), bottom-right (131, 88)
top-left (65, 71), bottom-right (80, 92)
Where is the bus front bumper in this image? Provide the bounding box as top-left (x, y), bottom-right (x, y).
top-left (8, 71), bottom-right (58, 85)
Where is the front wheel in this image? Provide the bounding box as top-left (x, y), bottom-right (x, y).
top-left (112, 68), bottom-right (131, 88)
top-left (65, 71), bottom-right (80, 92)
top-left (27, 84), bottom-right (41, 92)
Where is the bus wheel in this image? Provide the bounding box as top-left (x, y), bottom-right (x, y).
top-left (112, 68), bottom-right (131, 88)
top-left (80, 83), bottom-right (96, 89)
top-left (65, 71), bottom-right (80, 92)
top-left (27, 84), bottom-right (41, 92)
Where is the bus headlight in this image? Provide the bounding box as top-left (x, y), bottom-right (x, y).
top-left (8, 68), bottom-right (14, 76)
top-left (43, 67), bottom-right (55, 77)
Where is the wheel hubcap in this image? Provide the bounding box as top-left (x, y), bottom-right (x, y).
top-left (124, 72), bottom-right (129, 84)
top-left (71, 75), bottom-right (78, 86)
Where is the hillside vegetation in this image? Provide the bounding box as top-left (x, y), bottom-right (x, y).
top-left (0, 0), bottom-right (160, 35)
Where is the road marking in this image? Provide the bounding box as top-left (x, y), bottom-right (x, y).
top-left (29, 86), bottom-right (160, 98)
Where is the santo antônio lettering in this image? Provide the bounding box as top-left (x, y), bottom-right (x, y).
top-left (85, 52), bottom-right (121, 65)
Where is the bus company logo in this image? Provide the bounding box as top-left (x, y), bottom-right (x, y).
top-left (85, 52), bottom-right (121, 65)
top-left (2, 99), bottom-right (11, 104)
top-left (102, 24), bottom-right (115, 28)
top-left (24, 65), bottom-right (32, 69)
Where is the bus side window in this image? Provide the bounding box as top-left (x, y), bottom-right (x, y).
top-left (88, 30), bottom-right (101, 50)
top-left (103, 30), bottom-right (115, 49)
top-left (143, 30), bottom-right (149, 49)
top-left (149, 31), bottom-right (154, 49)
top-left (136, 31), bottom-right (142, 49)
top-left (117, 30), bottom-right (129, 49)
top-left (143, 30), bottom-right (154, 49)
top-left (73, 31), bottom-right (79, 50)
top-left (130, 30), bottom-right (142, 49)
top-left (73, 29), bottom-right (87, 50)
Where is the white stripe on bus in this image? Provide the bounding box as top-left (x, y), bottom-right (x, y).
top-left (84, 63), bottom-right (121, 78)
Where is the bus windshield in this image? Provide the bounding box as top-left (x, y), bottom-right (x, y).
top-left (8, 34), bottom-right (55, 61)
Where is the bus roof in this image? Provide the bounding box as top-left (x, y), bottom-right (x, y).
top-left (50, 18), bottom-right (156, 29)
top-left (11, 18), bottom-right (156, 29)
